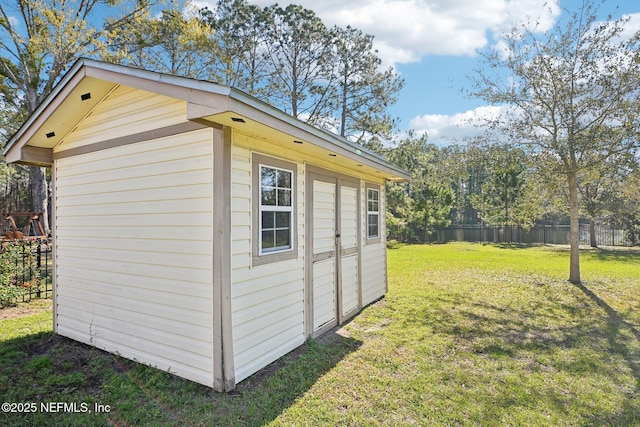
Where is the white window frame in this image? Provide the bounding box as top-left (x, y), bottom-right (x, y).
top-left (252, 154), bottom-right (298, 266)
top-left (258, 164), bottom-right (294, 255)
top-left (366, 184), bottom-right (381, 244)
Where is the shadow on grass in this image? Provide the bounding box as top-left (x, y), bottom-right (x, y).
top-left (572, 281), bottom-right (640, 425)
top-left (401, 281), bottom-right (640, 425)
top-left (483, 242), bottom-right (535, 250)
top-left (583, 247), bottom-right (640, 263)
top-left (0, 328), bottom-right (361, 427)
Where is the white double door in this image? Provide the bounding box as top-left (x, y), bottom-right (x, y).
top-left (308, 171), bottom-right (360, 336)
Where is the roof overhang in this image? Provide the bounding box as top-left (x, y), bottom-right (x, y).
top-left (4, 58), bottom-right (410, 182)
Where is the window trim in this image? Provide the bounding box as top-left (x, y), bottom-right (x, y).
top-left (252, 153), bottom-right (298, 266)
top-left (365, 183), bottom-right (381, 244)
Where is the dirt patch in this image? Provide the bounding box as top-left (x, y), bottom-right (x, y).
top-left (0, 299), bottom-right (52, 320)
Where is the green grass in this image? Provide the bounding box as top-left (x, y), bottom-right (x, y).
top-left (1, 243), bottom-right (640, 426)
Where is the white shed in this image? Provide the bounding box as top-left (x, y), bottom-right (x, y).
top-left (4, 59), bottom-right (409, 391)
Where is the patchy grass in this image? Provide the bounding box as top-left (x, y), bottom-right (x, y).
top-left (1, 243), bottom-right (639, 426)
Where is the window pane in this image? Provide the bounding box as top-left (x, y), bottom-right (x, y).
top-left (261, 167), bottom-right (276, 187)
top-left (275, 229), bottom-right (291, 248)
top-left (262, 211), bottom-right (275, 228)
top-left (261, 188), bottom-right (276, 205)
top-left (276, 211), bottom-right (290, 228)
top-left (277, 189), bottom-right (292, 206)
top-left (262, 230), bottom-right (275, 249)
top-left (368, 213), bottom-right (379, 238)
top-left (277, 170), bottom-right (292, 188)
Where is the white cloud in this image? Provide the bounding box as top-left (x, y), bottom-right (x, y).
top-left (244, 0), bottom-right (560, 67)
top-left (409, 105), bottom-right (505, 145)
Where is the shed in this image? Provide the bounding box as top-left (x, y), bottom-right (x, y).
top-left (3, 59), bottom-right (410, 391)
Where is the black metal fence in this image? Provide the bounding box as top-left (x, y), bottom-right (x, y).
top-left (428, 224), bottom-right (630, 246)
top-left (0, 239), bottom-right (53, 305)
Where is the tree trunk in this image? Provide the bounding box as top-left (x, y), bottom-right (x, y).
top-left (28, 166), bottom-right (50, 235)
top-left (567, 172), bottom-right (581, 284)
top-left (589, 217), bottom-right (597, 248)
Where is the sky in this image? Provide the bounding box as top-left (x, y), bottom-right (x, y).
top-left (226, 0), bottom-right (640, 146)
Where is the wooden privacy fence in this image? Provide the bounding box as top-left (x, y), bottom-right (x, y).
top-left (428, 224), bottom-right (630, 246)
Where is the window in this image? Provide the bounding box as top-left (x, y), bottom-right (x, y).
top-left (260, 165), bottom-right (293, 253)
top-left (252, 154), bottom-right (297, 266)
top-left (367, 187), bottom-right (380, 239)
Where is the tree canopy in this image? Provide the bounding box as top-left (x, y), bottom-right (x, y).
top-left (470, 0), bottom-right (640, 283)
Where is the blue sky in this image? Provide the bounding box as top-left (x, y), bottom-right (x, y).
top-left (221, 0), bottom-right (640, 145)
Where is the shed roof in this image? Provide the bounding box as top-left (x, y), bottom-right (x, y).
top-left (4, 58), bottom-right (409, 182)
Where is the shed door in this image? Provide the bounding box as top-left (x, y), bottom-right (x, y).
top-left (309, 172), bottom-right (360, 336)
top-left (339, 184), bottom-right (360, 319)
top-left (311, 178), bottom-right (337, 334)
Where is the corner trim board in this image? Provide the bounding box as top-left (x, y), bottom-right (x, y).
top-left (212, 126), bottom-right (234, 391)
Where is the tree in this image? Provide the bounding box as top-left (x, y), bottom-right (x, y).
top-left (440, 144), bottom-right (488, 225)
top-left (579, 153), bottom-right (635, 247)
top-left (385, 134), bottom-right (454, 241)
top-left (203, 2), bottom-right (404, 141)
top-left (472, 163), bottom-right (524, 226)
top-left (410, 183), bottom-right (454, 242)
top-left (471, 0), bottom-right (640, 283)
top-left (0, 0), bottom-right (151, 233)
top-left (200, 0), bottom-right (272, 96)
top-left (607, 160), bottom-right (640, 246)
top-left (331, 26), bottom-right (404, 142)
top-left (469, 145), bottom-right (543, 230)
top-left (105, 3), bottom-right (216, 79)
top-left (262, 4), bottom-right (335, 125)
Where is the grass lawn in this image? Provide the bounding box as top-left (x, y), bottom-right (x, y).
top-left (1, 242), bottom-right (639, 426)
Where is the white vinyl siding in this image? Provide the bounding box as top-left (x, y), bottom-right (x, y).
top-left (231, 143), bottom-right (306, 383)
top-left (361, 244), bottom-right (387, 306)
top-left (54, 127), bottom-right (215, 386)
top-left (361, 183), bottom-right (387, 306)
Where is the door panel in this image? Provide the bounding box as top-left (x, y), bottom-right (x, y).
top-left (313, 181), bottom-right (337, 256)
top-left (340, 253), bottom-right (359, 316)
top-left (340, 186), bottom-right (359, 251)
top-left (339, 184), bottom-right (359, 319)
top-left (312, 179), bottom-right (337, 333)
top-left (313, 258), bottom-right (336, 331)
